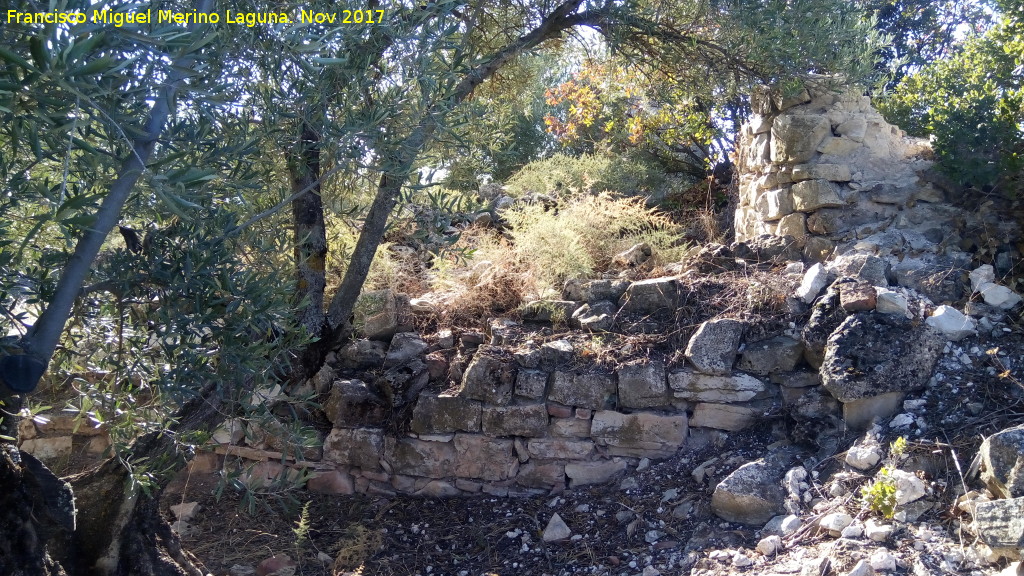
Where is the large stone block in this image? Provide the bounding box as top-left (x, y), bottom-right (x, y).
top-left (690, 402), bottom-right (762, 431)
top-left (821, 313), bottom-right (944, 403)
top-left (384, 332), bottom-right (428, 367)
top-left (791, 164), bottom-right (852, 182)
top-left (565, 459), bottom-right (628, 487)
top-left (591, 411), bottom-right (687, 458)
top-left (737, 336), bottom-right (803, 376)
top-left (481, 403), bottom-right (549, 437)
top-left (514, 369), bottom-right (548, 400)
top-left (762, 189), bottom-right (794, 221)
top-left (980, 425), bottom-right (1024, 499)
top-left (517, 460), bottom-right (567, 489)
top-left (549, 417), bottom-right (591, 438)
top-left (618, 277), bottom-right (679, 314)
top-left (668, 370), bottom-right (766, 402)
top-left (775, 213), bottom-right (807, 241)
top-left (384, 437), bottom-right (456, 479)
top-left (771, 114), bottom-right (830, 163)
top-left (354, 289), bottom-right (412, 340)
top-left (617, 361), bottom-right (668, 409)
top-left (684, 319), bottom-right (745, 375)
top-left (411, 393), bottom-right (482, 434)
top-left (527, 438), bottom-right (595, 460)
top-left (974, 498), bottom-right (1024, 553)
top-left (548, 371), bottom-right (616, 410)
top-left (324, 379), bottom-right (389, 427)
top-left (711, 449), bottom-right (800, 525)
top-left (454, 434), bottom-right (517, 481)
top-left (324, 428), bottom-right (385, 470)
top-left (791, 179), bottom-right (844, 212)
top-left (458, 349), bottom-right (517, 405)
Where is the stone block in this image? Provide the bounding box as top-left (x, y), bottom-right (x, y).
top-left (307, 469), bottom-right (355, 495)
top-left (711, 449), bottom-right (800, 525)
top-left (354, 289), bottom-right (412, 340)
top-left (684, 318), bottom-right (745, 375)
top-left (384, 332), bottom-right (428, 367)
top-left (591, 411), bottom-right (687, 458)
top-left (459, 349), bottom-right (517, 405)
top-left (549, 417), bottom-right (591, 438)
top-left (817, 137), bottom-right (861, 156)
top-left (803, 236), bottom-right (835, 262)
top-left (19, 436), bottom-right (73, 461)
top-left (973, 498), bottom-right (1024, 552)
top-left (791, 164), bottom-right (852, 182)
top-left (527, 438), bottom-right (596, 460)
top-left (763, 189), bottom-right (794, 221)
top-left (618, 277), bottom-right (678, 314)
top-left (791, 179), bottom-right (843, 212)
top-left (926, 305), bottom-right (976, 341)
top-left (839, 281), bottom-right (877, 312)
top-left (771, 370), bottom-right (820, 388)
top-left (841, 391), bottom-right (905, 430)
top-left (827, 254), bottom-right (891, 287)
top-left (690, 403), bottom-right (761, 431)
top-left (481, 403), bottom-right (549, 437)
top-left (338, 339), bottom-right (388, 369)
top-left (411, 393), bottom-right (482, 434)
top-left (835, 116), bottom-right (867, 142)
top-left (384, 437), bottom-right (456, 479)
top-left (325, 379), bottom-right (389, 427)
top-left (617, 361), bottom-right (668, 409)
top-left (415, 480), bottom-right (461, 498)
top-left (980, 425), bottom-right (1024, 499)
top-left (737, 336), bottom-right (803, 376)
top-left (540, 339), bottom-right (574, 367)
top-left (324, 428), bottom-right (385, 470)
top-left (771, 114), bottom-right (830, 163)
top-left (668, 370), bottom-right (767, 402)
top-left (565, 459), bottom-right (628, 487)
top-left (775, 213), bottom-right (807, 241)
top-left (454, 434), bottom-right (517, 481)
top-left (548, 371), bottom-right (616, 410)
top-left (796, 263), bottom-right (831, 304)
top-left (517, 460), bottom-right (567, 489)
top-left (875, 289), bottom-right (909, 316)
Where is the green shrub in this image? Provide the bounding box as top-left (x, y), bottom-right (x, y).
top-left (878, 18), bottom-right (1023, 195)
top-left (861, 466), bottom-right (898, 519)
top-left (504, 153), bottom-right (666, 199)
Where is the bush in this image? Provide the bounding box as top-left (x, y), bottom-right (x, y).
top-left (504, 153), bottom-right (667, 199)
top-left (878, 18), bottom-right (1023, 195)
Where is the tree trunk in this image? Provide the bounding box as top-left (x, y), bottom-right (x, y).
top-left (286, 121), bottom-right (330, 383)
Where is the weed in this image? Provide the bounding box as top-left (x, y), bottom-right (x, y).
top-left (861, 466), bottom-right (898, 519)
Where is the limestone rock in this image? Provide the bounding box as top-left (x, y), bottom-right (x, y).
top-left (828, 254), bottom-right (891, 287)
top-left (970, 265), bottom-right (996, 292)
top-left (543, 513), bottom-right (572, 542)
top-left (731, 234), bottom-right (802, 262)
top-left (323, 428), bottom-right (385, 470)
top-left (591, 411), bottom-right (687, 458)
top-left (978, 282), bottom-right (1022, 310)
top-left (846, 436), bottom-right (883, 471)
top-left (668, 370), bottom-right (767, 402)
top-left (801, 285), bottom-right (846, 368)
top-left (839, 280), bottom-right (877, 312)
top-left (817, 136), bottom-right (862, 155)
top-left (787, 387), bottom-right (839, 422)
top-left (527, 438), bottom-right (595, 460)
top-left (821, 313), bottom-right (943, 403)
top-left (711, 449), bottom-right (801, 525)
top-left (212, 419), bottom-right (245, 445)
top-left (454, 434), bottom-right (517, 481)
top-left (571, 300), bottom-right (616, 332)
top-left (481, 403), bottom-right (549, 437)
top-left (925, 305), bottom-right (976, 341)
top-left (819, 512), bottom-right (854, 536)
top-left (384, 332), bottom-right (428, 367)
top-left (514, 369), bottom-right (548, 400)
top-left (170, 501), bottom-right (200, 522)
top-left (613, 242), bottom-right (653, 268)
top-left (836, 116), bottom-right (867, 142)
top-left (690, 402), bottom-right (763, 431)
top-left (565, 459), bottom-right (628, 487)
top-left (325, 379), bottom-right (389, 427)
top-left (791, 180), bottom-right (844, 212)
top-left (306, 470), bottom-right (355, 495)
top-left (618, 277), bottom-right (679, 314)
top-left (459, 349), bottom-right (517, 405)
top-left (875, 289), bottom-right (909, 316)
top-left (517, 460), bottom-right (567, 489)
top-left (338, 339), bottom-right (388, 369)
top-left (354, 289), bottom-right (412, 340)
top-left (540, 339), bottom-right (574, 367)
top-left (617, 361), bottom-right (668, 409)
top-left (980, 425), bottom-right (1024, 499)
top-left (415, 480), bottom-right (461, 498)
top-left (890, 469), bottom-right (927, 505)
top-left (791, 163), bottom-right (852, 182)
top-left (776, 213), bottom-right (808, 240)
top-left (685, 319), bottom-right (745, 375)
top-left (797, 263), bottom-right (831, 304)
top-left (973, 497), bottom-right (1024, 551)
top-left (762, 189), bottom-right (794, 221)
top-left (548, 371), bottom-right (616, 410)
top-left (737, 336), bottom-right (803, 376)
top-left (384, 437), bottom-right (456, 479)
top-left (411, 393), bottom-right (482, 434)
top-left (893, 258), bottom-right (968, 304)
top-left (563, 278), bottom-right (630, 303)
top-left (771, 114), bottom-right (830, 163)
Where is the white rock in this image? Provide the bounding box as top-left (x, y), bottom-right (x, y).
top-left (864, 519), bottom-right (893, 542)
top-left (846, 443), bottom-right (883, 470)
top-left (841, 524), bottom-right (864, 539)
top-left (642, 566), bottom-right (661, 576)
top-left (925, 306), bottom-right (976, 341)
top-left (820, 512), bottom-right (854, 535)
top-left (870, 549), bottom-right (897, 571)
top-left (875, 289), bottom-right (909, 316)
top-left (542, 513), bottom-right (571, 542)
top-left (970, 265), bottom-right (995, 292)
top-left (797, 263), bottom-right (830, 304)
top-left (889, 469), bottom-right (927, 504)
top-left (213, 418), bottom-right (245, 445)
top-left (169, 501), bottom-right (201, 522)
top-left (757, 534), bottom-right (783, 555)
top-left (889, 413), bottom-right (915, 428)
top-left (764, 514), bottom-right (802, 536)
top-left (846, 559), bottom-right (875, 576)
top-left (732, 552), bottom-right (754, 567)
top-left (978, 282), bottom-right (1022, 310)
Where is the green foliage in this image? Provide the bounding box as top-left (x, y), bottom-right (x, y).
top-left (504, 193), bottom-right (685, 289)
top-left (504, 153), bottom-right (666, 199)
top-left (889, 436), bottom-right (909, 459)
top-left (878, 15), bottom-right (1023, 194)
top-left (861, 466), bottom-right (899, 518)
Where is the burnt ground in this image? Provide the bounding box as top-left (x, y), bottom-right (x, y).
top-left (165, 324), bottom-right (1024, 576)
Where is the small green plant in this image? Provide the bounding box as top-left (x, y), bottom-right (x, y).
top-left (889, 436), bottom-right (908, 460)
top-left (293, 501), bottom-right (312, 550)
top-left (861, 466), bottom-right (898, 519)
